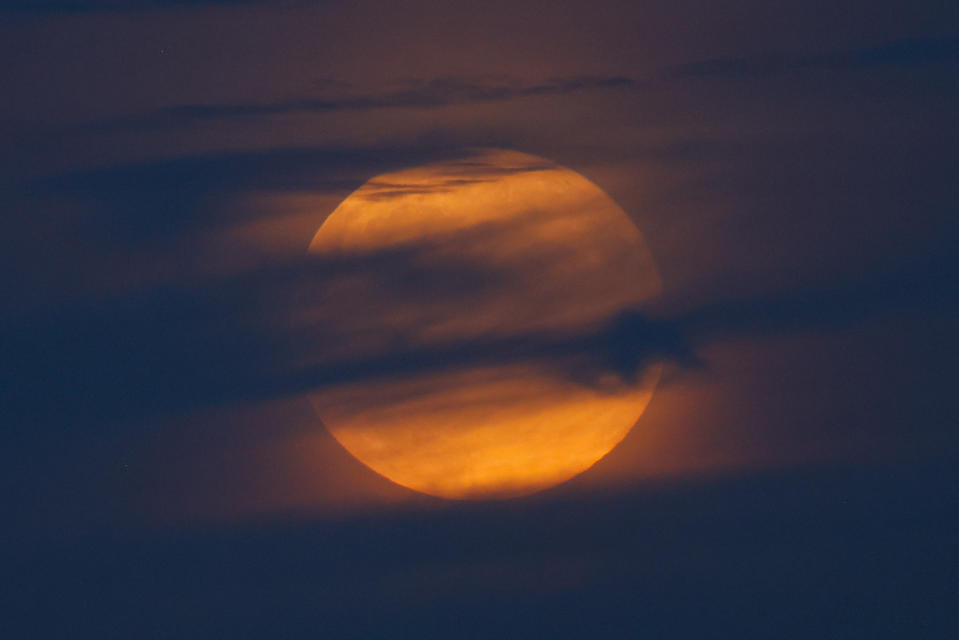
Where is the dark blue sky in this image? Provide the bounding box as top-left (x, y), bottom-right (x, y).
top-left (3, 1), bottom-right (958, 637)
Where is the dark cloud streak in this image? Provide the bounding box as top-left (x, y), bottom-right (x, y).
top-left (663, 34), bottom-right (959, 80)
top-left (10, 450), bottom-right (958, 635)
top-left (3, 237), bottom-right (952, 449)
top-left (6, 138), bottom-right (957, 447)
top-left (2, 0), bottom-right (308, 15)
top-left (68, 34), bottom-right (959, 133)
top-left (17, 145), bottom-right (463, 250)
top-left (676, 253), bottom-right (959, 344)
top-left (91, 76), bottom-right (634, 130)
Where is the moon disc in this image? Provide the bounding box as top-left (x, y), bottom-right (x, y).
top-left (309, 149), bottom-right (660, 499)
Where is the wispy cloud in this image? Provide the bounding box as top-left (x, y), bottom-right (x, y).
top-left (3, 0), bottom-right (302, 15)
top-left (663, 34), bottom-right (959, 80)
top-left (6, 142), bottom-right (956, 453)
top-left (20, 145), bottom-right (461, 247)
top-left (73, 34), bottom-right (959, 132)
top-left (92, 76), bottom-right (634, 130)
top-left (3, 230), bottom-right (952, 444)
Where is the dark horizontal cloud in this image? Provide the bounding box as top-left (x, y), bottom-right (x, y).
top-left (74, 33), bottom-right (959, 133)
top-left (3, 229), bottom-right (952, 449)
top-left (14, 145), bottom-right (465, 253)
top-left (11, 457), bottom-right (958, 635)
top-left (91, 76), bottom-right (634, 130)
top-left (6, 140), bottom-right (956, 449)
top-left (664, 34), bottom-right (959, 80)
top-left (676, 252), bottom-right (958, 341)
top-left (0, 206), bottom-right (674, 440)
top-left (0, 246), bottom-right (496, 440)
top-left (2, 0), bottom-right (305, 15)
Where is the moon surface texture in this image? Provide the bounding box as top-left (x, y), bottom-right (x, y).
top-left (309, 149), bottom-right (660, 499)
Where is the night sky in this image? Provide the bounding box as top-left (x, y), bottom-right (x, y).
top-left (4, 1), bottom-right (959, 637)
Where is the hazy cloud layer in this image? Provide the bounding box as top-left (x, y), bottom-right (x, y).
top-left (664, 34), bottom-right (959, 79)
top-left (91, 76), bottom-right (634, 130)
top-left (11, 457), bottom-right (956, 635)
top-left (5, 3), bottom-right (959, 637)
top-left (5, 138), bottom-right (956, 447)
top-left (4, 224), bottom-right (952, 446)
top-left (2, 0), bottom-right (303, 14)
top-left (71, 34), bottom-right (959, 132)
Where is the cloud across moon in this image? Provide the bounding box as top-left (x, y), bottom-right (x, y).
top-left (309, 149), bottom-right (661, 499)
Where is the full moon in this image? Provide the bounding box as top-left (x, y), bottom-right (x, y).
top-left (309, 149), bottom-right (660, 499)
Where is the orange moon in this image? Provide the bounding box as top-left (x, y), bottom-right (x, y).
top-left (308, 149), bottom-right (660, 499)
